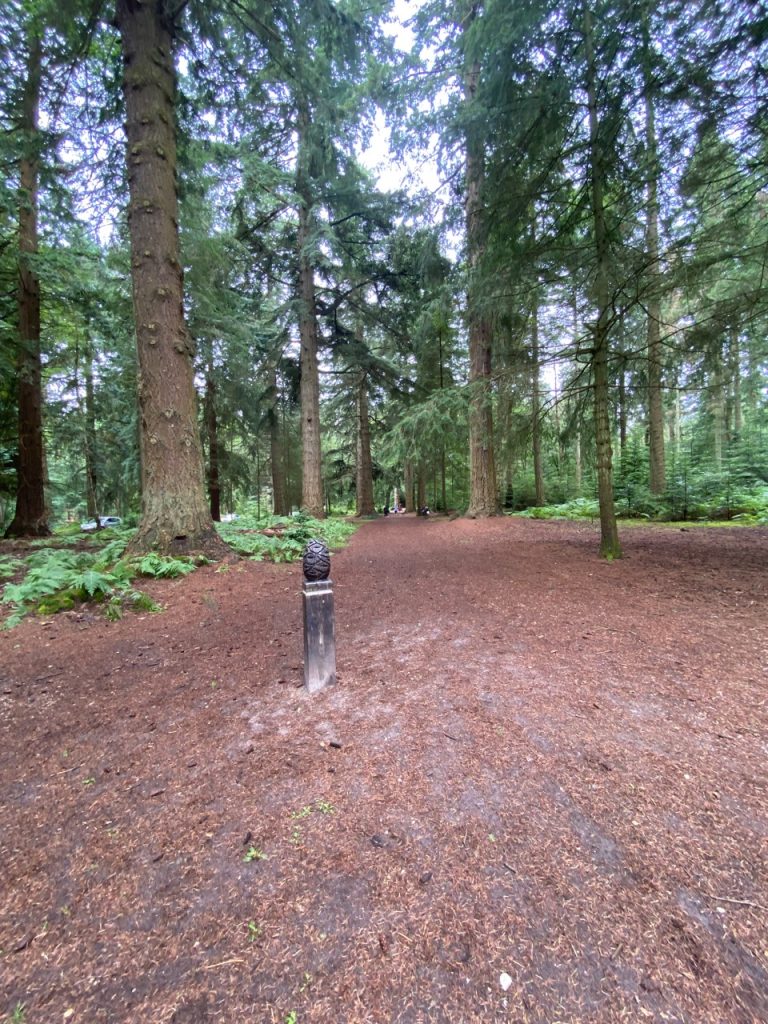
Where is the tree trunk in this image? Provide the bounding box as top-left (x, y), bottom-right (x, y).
top-left (617, 359), bottom-right (627, 454)
top-left (584, 3), bottom-right (621, 559)
top-left (296, 108), bottom-right (324, 518)
top-left (355, 369), bottom-right (375, 515)
top-left (496, 378), bottom-right (513, 507)
top-left (5, 29), bottom-right (49, 539)
top-left (404, 461), bottom-right (414, 513)
top-left (268, 362), bottom-right (289, 515)
top-left (711, 348), bottom-right (725, 471)
top-left (417, 464), bottom-right (427, 511)
top-left (644, 14), bottom-right (666, 494)
top-left (204, 361), bottom-right (221, 522)
top-left (463, 13), bottom-right (499, 518)
top-left (574, 429), bottom-right (583, 494)
top-left (730, 328), bottom-right (742, 438)
top-left (117, 0), bottom-right (225, 556)
top-left (84, 342), bottom-right (98, 519)
top-left (531, 290), bottom-right (545, 506)
top-left (552, 362), bottom-right (565, 482)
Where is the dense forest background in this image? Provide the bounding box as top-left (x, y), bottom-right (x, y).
top-left (1, 0), bottom-right (766, 558)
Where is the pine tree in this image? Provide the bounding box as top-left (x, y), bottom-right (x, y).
top-left (116, 0), bottom-right (225, 555)
top-left (4, 16), bottom-right (49, 538)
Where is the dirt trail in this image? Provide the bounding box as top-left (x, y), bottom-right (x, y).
top-left (1, 516), bottom-right (767, 1023)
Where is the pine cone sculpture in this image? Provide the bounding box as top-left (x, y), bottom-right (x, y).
top-left (302, 539), bottom-right (331, 581)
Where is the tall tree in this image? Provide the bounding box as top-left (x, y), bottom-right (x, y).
top-left (116, 0), bottom-right (225, 554)
top-left (642, 8), bottom-right (665, 495)
top-left (582, 2), bottom-right (621, 558)
top-left (462, 1), bottom-right (499, 516)
top-left (5, 22), bottom-right (49, 538)
top-left (295, 102), bottom-right (324, 517)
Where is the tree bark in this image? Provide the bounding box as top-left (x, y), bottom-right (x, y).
top-left (583, 3), bottom-right (621, 558)
top-left (296, 107), bottom-right (324, 518)
top-left (404, 461), bottom-right (414, 513)
top-left (117, 0), bottom-right (225, 556)
top-left (643, 13), bottom-right (665, 494)
top-left (84, 342), bottom-right (98, 519)
top-left (417, 464), bottom-right (427, 511)
top-left (711, 347), bottom-right (725, 471)
top-left (5, 29), bottom-right (49, 539)
top-left (463, 9), bottom-right (499, 517)
top-left (729, 328), bottom-right (742, 438)
top-left (531, 289), bottom-right (545, 506)
top-left (355, 369), bottom-right (375, 515)
top-left (204, 360), bottom-right (220, 522)
top-left (268, 362), bottom-right (289, 515)
top-left (617, 349), bottom-right (627, 453)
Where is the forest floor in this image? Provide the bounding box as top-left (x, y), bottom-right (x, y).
top-left (1, 516), bottom-right (767, 1024)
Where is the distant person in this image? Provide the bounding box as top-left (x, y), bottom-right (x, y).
top-left (383, 505), bottom-right (389, 516)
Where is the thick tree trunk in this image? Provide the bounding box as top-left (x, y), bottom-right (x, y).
top-left (355, 369), bottom-right (375, 516)
top-left (296, 110), bottom-right (324, 518)
top-left (204, 362), bottom-right (220, 522)
top-left (5, 30), bottom-right (49, 539)
top-left (417, 464), bottom-right (427, 511)
top-left (584, 3), bottom-right (621, 559)
top-left (644, 18), bottom-right (666, 494)
top-left (404, 461), bottom-right (414, 513)
top-left (268, 363), bottom-right (288, 515)
top-left (463, 17), bottom-right (499, 518)
top-left (117, 0), bottom-right (225, 556)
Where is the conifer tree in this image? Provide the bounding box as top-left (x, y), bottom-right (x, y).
top-left (4, 13), bottom-right (49, 537)
top-left (115, 0), bottom-right (225, 555)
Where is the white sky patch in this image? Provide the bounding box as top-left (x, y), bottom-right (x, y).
top-left (357, 0), bottom-right (447, 203)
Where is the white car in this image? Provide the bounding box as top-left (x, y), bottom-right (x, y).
top-left (80, 516), bottom-right (122, 532)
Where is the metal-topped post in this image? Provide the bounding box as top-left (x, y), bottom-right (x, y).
top-left (301, 539), bottom-right (336, 693)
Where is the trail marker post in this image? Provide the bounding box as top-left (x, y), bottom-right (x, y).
top-left (302, 540), bottom-right (336, 693)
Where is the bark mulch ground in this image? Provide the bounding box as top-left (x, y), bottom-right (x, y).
top-left (1, 516), bottom-right (767, 1024)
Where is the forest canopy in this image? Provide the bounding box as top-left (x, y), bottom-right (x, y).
top-left (1, 0), bottom-right (766, 556)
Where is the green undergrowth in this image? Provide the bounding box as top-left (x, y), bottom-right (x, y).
top-left (216, 509), bottom-right (357, 562)
top-left (511, 491), bottom-right (768, 524)
top-left (1, 511), bottom-right (357, 627)
top-left (1, 529), bottom-right (206, 629)
top-left (511, 498), bottom-right (600, 520)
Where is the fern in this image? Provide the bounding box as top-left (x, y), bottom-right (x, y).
top-left (69, 569), bottom-right (116, 600)
top-left (94, 538), bottom-right (130, 566)
top-left (134, 553), bottom-right (197, 578)
top-left (217, 514), bottom-right (357, 563)
top-left (1, 541), bottom-right (187, 628)
top-left (0, 557), bottom-right (21, 580)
